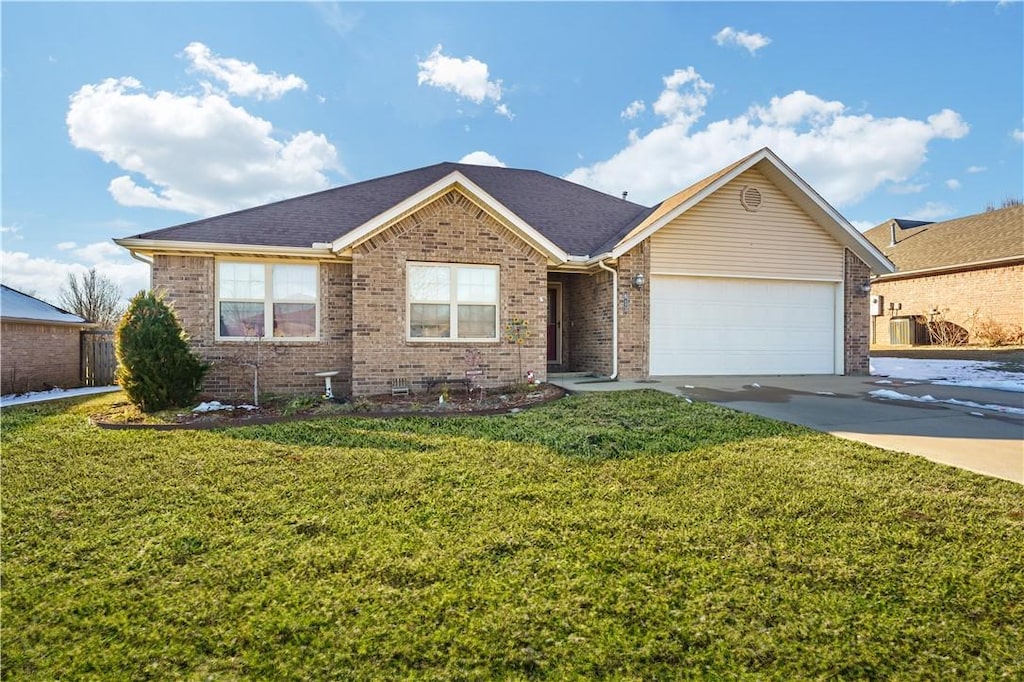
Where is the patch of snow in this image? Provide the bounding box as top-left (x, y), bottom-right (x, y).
top-left (816, 391), bottom-right (836, 396)
top-left (0, 385), bottom-right (120, 407)
top-left (751, 383), bottom-right (760, 388)
top-left (684, 384), bottom-right (695, 389)
top-left (873, 379), bottom-right (893, 385)
top-left (969, 412), bottom-right (984, 417)
top-left (684, 397), bottom-right (693, 404)
top-left (868, 388), bottom-right (1024, 415)
top-left (192, 401), bottom-right (257, 413)
top-left (870, 357), bottom-right (1024, 393)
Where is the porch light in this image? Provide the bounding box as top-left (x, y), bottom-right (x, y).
top-left (631, 273), bottom-right (646, 289)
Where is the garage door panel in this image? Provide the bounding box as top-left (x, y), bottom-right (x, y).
top-left (650, 276), bottom-right (836, 375)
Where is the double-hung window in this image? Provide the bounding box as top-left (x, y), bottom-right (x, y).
top-left (407, 262), bottom-right (498, 340)
top-left (218, 261), bottom-right (318, 340)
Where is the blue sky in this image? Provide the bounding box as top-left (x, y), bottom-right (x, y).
top-left (2, 1), bottom-right (1022, 303)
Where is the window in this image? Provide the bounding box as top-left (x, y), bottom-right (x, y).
top-left (408, 263), bottom-right (498, 340)
top-left (218, 261), bottom-right (318, 339)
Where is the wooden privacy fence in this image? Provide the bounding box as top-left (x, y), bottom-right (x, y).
top-left (81, 330), bottom-right (116, 387)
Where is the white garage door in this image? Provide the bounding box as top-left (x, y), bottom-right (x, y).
top-left (650, 276), bottom-right (837, 375)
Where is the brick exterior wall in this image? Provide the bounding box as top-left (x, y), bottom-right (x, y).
top-left (350, 189), bottom-right (547, 397)
top-left (152, 255), bottom-right (352, 400)
top-left (616, 241), bottom-right (650, 379)
top-left (844, 249), bottom-right (871, 375)
top-left (1, 321), bottom-right (83, 394)
top-left (870, 263), bottom-right (1023, 346)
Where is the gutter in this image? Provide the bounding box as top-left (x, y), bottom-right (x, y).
top-left (596, 259), bottom-right (619, 380)
top-left (872, 255), bottom-right (1024, 282)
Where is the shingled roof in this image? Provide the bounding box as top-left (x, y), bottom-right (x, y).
top-left (864, 205), bottom-right (1024, 275)
top-left (122, 163), bottom-right (653, 258)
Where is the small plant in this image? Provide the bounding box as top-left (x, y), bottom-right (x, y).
top-left (282, 395), bottom-right (317, 417)
top-left (504, 317), bottom-right (531, 385)
top-left (925, 308), bottom-right (968, 347)
top-left (971, 316), bottom-right (1024, 347)
top-left (115, 290), bottom-right (210, 412)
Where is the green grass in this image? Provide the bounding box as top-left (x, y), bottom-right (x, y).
top-left (3, 390), bottom-right (1022, 679)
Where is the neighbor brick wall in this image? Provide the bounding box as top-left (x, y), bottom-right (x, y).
top-left (870, 263), bottom-right (1023, 345)
top-left (152, 255), bottom-right (352, 400)
top-left (1, 321), bottom-right (82, 394)
top-left (350, 189), bottom-right (546, 397)
top-left (844, 249), bottom-right (871, 375)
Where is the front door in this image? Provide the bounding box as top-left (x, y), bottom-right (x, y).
top-left (547, 285), bottom-right (560, 363)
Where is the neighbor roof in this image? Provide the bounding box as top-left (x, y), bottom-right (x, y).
top-left (121, 163), bottom-right (653, 258)
top-left (1, 285), bottom-right (90, 325)
top-left (864, 205), bottom-right (1024, 275)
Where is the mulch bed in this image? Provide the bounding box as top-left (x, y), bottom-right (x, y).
top-left (91, 383), bottom-right (567, 431)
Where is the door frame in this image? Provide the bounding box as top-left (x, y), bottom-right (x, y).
top-left (547, 282), bottom-right (562, 365)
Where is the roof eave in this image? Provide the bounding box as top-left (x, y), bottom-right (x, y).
top-left (1, 316), bottom-right (94, 327)
top-left (873, 255), bottom-right (1024, 281)
top-left (113, 238), bottom-right (337, 259)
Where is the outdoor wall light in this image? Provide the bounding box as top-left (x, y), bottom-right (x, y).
top-left (631, 273), bottom-right (646, 289)
top-left (859, 281), bottom-right (872, 294)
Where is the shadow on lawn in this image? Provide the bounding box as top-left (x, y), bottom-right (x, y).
top-left (225, 390), bottom-right (802, 460)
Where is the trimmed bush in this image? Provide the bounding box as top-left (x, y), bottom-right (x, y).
top-left (115, 290), bottom-right (209, 412)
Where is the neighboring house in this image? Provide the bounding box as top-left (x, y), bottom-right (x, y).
top-left (114, 148), bottom-right (893, 399)
top-left (864, 205), bottom-right (1024, 346)
top-left (1, 285), bottom-right (93, 395)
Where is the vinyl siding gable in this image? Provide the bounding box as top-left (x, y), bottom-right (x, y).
top-left (650, 168), bottom-right (844, 281)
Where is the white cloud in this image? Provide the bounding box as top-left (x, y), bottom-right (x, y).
top-left (850, 219), bottom-right (879, 233)
top-left (906, 201), bottom-right (955, 221)
top-left (946, 178), bottom-right (962, 190)
top-left (183, 42), bottom-right (307, 100)
top-left (621, 100), bottom-right (646, 120)
top-left (67, 76), bottom-right (340, 216)
top-left (1012, 128), bottom-right (1024, 142)
top-left (1, 225), bottom-right (23, 241)
top-left (966, 165), bottom-right (987, 173)
top-left (495, 103), bottom-right (514, 120)
top-left (713, 27), bottom-right (772, 55)
top-left (1, 244), bottom-right (149, 304)
top-left (652, 67), bottom-right (713, 131)
top-left (459, 151), bottom-right (506, 167)
top-left (565, 67), bottom-right (969, 207)
top-left (417, 44), bottom-right (512, 118)
top-left (57, 241), bottom-right (77, 250)
top-left (313, 1), bottom-right (361, 35)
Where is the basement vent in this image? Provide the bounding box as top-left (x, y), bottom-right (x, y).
top-left (739, 185), bottom-right (763, 212)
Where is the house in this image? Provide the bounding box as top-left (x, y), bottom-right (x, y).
top-left (864, 205), bottom-right (1024, 346)
top-left (114, 148), bottom-right (893, 398)
top-left (1, 285), bottom-right (93, 395)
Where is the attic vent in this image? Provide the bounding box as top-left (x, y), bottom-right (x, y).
top-left (739, 185), bottom-right (763, 212)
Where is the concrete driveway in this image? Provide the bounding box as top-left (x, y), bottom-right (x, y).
top-left (550, 373), bottom-right (1023, 484)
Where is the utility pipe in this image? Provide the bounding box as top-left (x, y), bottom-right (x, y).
top-left (597, 259), bottom-right (619, 380)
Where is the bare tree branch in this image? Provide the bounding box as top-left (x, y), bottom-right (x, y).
top-left (57, 269), bottom-right (125, 329)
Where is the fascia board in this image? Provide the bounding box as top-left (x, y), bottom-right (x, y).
top-left (114, 238), bottom-right (335, 259)
top-left (329, 171), bottom-right (570, 264)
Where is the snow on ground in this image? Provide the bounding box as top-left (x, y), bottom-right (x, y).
top-left (870, 357), bottom-right (1024, 393)
top-left (868, 388), bottom-right (1024, 416)
top-left (193, 401), bottom-right (257, 413)
top-left (0, 385), bottom-right (121, 407)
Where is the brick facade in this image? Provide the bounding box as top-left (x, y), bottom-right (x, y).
top-left (350, 189), bottom-right (547, 396)
top-left (843, 249), bottom-right (871, 375)
top-left (1, 321), bottom-right (83, 394)
top-left (152, 255), bottom-right (352, 400)
top-left (870, 263), bottom-right (1023, 346)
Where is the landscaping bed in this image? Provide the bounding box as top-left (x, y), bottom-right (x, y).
top-left (88, 382), bottom-right (566, 429)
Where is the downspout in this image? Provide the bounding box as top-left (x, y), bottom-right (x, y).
top-left (597, 259), bottom-right (618, 380)
top-left (128, 250), bottom-right (155, 292)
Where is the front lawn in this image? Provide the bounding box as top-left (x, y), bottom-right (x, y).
top-left (3, 391), bottom-right (1021, 679)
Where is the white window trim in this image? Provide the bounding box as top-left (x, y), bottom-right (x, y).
top-left (216, 259), bottom-right (320, 342)
top-left (406, 261), bottom-right (500, 343)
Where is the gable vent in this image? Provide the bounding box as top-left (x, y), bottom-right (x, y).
top-left (739, 185), bottom-right (763, 212)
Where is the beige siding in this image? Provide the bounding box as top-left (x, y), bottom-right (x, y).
top-left (651, 168), bottom-right (843, 281)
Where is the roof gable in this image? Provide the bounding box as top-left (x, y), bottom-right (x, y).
top-left (1, 285), bottom-right (89, 325)
top-left (608, 148), bottom-right (894, 274)
top-left (864, 205), bottom-right (1024, 274)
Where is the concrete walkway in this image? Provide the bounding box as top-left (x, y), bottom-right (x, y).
top-left (549, 373), bottom-right (1023, 484)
